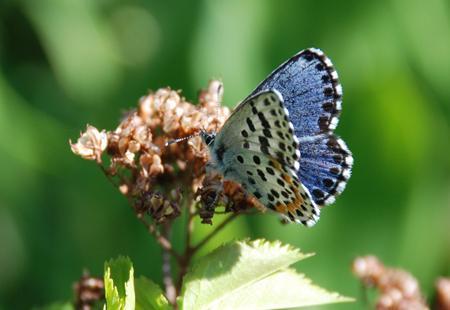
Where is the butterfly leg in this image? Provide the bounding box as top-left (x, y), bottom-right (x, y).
top-left (197, 170), bottom-right (224, 224)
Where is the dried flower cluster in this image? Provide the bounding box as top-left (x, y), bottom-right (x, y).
top-left (73, 272), bottom-right (104, 310)
top-left (352, 255), bottom-right (428, 309)
top-left (70, 80), bottom-right (257, 224)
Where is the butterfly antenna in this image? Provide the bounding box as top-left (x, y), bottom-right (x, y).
top-left (165, 132), bottom-right (201, 147)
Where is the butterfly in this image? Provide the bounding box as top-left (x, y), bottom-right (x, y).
top-left (201, 48), bottom-right (353, 226)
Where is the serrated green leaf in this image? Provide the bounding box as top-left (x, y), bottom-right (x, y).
top-left (180, 239), bottom-right (313, 309)
top-left (104, 256), bottom-right (135, 310)
top-left (135, 276), bottom-right (172, 310)
top-left (209, 268), bottom-right (353, 309)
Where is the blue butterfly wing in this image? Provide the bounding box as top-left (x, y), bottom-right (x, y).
top-left (299, 133), bottom-right (352, 205)
top-left (249, 48), bottom-right (342, 138)
top-left (249, 48), bottom-right (353, 206)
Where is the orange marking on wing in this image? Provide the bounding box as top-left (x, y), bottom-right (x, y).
top-left (286, 197), bottom-right (303, 213)
top-left (282, 172), bottom-right (304, 204)
top-left (282, 173), bottom-right (291, 183)
top-left (275, 204), bottom-right (287, 213)
top-left (269, 159), bottom-right (283, 170)
top-left (268, 158), bottom-right (305, 215)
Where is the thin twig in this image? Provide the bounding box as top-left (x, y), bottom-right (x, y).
top-left (161, 222), bottom-right (176, 305)
top-left (175, 200), bottom-right (196, 294)
top-left (185, 200), bottom-right (196, 251)
top-left (99, 165), bottom-right (120, 188)
top-left (191, 212), bottom-right (239, 253)
top-left (142, 218), bottom-right (182, 262)
top-left (175, 212), bottom-right (239, 293)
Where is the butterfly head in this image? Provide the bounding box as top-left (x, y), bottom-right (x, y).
top-left (200, 130), bottom-right (216, 147)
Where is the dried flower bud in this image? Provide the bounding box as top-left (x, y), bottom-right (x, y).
top-left (135, 191), bottom-right (181, 223)
top-left (197, 171), bottom-right (223, 224)
top-left (435, 278), bottom-right (450, 310)
top-left (138, 95), bottom-right (155, 121)
top-left (152, 88), bottom-right (181, 121)
top-left (199, 80), bottom-right (224, 107)
top-left (70, 125), bottom-right (107, 163)
top-left (119, 184), bottom-right (129, 195)
top-left (352, 255), bottom-right (385, 286)
top-left (73, 272), bottom-right (104, 310)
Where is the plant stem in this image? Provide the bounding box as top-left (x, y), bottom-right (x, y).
top-left (161, 222), bottom-right (176, 305)
top-left (175, 212), bottom-right (239, 293)
top-left (175, 200), bottom-right (196, 294)
top-left (142, 218), bottom-right (182, 262)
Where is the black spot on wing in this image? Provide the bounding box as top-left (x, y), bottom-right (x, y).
top-left (246, 118), bottom-right (256, 132)
top-left (266, 167), bottom-right (275, 175)
top-left (257, 169), bottom-right (267, 181)
top-left (312, 189), bottom-right (324, 199)
top-left (258, 112), bottom-right (270, 128)
top-left (253, 155), bottom-right (261, 164)
top-left (324, 87), bottom-right (333, 97)
top-left (323, 178), bottom-right (334, 188)
top-left (258, 136), bottom-right (270, 148)
top-left (263, 128), bottom-right (272, 138)
top-left (316, 63), bottom-right (325, 71)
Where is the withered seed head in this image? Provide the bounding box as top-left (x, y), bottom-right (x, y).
top-left (135, 191), bottom-right (181, 224)
top-left (352, 255), bottom-right (428, 309)
top-left (73, 272), bottom-right (104, 310)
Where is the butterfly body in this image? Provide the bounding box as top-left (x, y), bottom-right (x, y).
top-left (202, 48), bottom-right (353, 226)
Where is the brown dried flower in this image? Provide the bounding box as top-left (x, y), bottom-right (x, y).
top-left (352, 255), bottom-right (428, 309)
top-left (70, 125), bottom-right (108, 163)
top-left (135, 191), bottom-right (182, 224)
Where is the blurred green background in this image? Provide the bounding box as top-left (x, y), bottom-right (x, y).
top-left (0, 0), bottom-right (449, 308)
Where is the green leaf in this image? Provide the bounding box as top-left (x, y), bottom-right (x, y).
top-left (104, 256), bottom-right (135, 310)
top-left (135, 276), bottom-right (172, 310)
top-left (180, 239), bottom-right (352, 309)
top-left (209, 268), bottom-right (352, 309)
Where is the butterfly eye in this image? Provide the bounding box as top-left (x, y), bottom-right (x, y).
top-left (205, 134), bottom-right (215, 145)
top-left (202, 132), bottom-right (216, 146)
